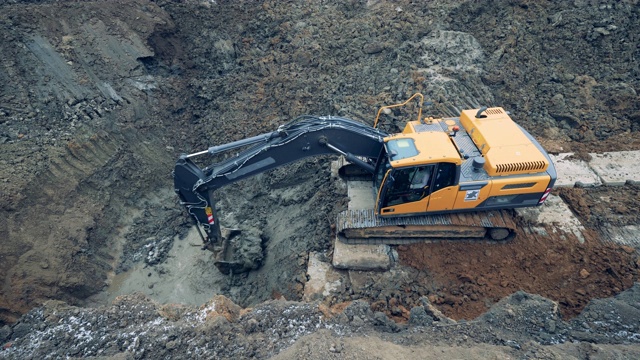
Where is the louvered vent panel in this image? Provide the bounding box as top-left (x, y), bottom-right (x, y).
top-left (495, 161), bottom-right (547, 174)
top-left (485, 108), bottom-right (504, 115)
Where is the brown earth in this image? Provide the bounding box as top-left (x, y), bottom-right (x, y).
top-left (395, 184), bottom-right (640, 321)
top-left (398, 221), bottom-right (639, 320)
top-left (397, 184), bottom-right (640, 321)
top-left (1, 0), bottom-right (639, 358)
top-left (558, 184), bottom-right (640, 228)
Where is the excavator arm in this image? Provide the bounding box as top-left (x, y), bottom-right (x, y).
top-left (174, 115), bottom-right (388, 249)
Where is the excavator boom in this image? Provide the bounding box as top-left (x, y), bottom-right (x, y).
top-left (174, 115), bottom-right (388, 251)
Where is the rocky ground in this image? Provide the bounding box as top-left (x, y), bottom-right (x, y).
top-left (1, 0), bottom-right (639, 358)
top-left (3, 287), bottom-right (640, 359)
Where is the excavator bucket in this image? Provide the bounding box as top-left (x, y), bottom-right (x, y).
top-left (211, 227), bottom-right (265, 275)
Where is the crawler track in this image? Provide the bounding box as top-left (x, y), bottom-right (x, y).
top-left (336, 208), bottom-right (517, 244)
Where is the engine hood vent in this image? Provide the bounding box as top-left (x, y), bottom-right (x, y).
top-left (496, 160), bottom-right (547, 174)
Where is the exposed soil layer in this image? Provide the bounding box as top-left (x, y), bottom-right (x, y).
top-left (398, 225), bottom-right (639, 320)
top-left (558, 184), bottom-right (640, 228)
top-left (397, 185), bottom-right (640, 321)
top-left (1, 0), bottom-right (640, 358)
top-left (3, 287), bottom-right (640, 359)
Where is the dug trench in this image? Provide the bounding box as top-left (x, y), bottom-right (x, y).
top-left (1, 0), bottom-right (640, 357)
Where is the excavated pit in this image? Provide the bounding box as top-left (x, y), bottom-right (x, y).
top-left (1, 0), bottom-right (640, 358)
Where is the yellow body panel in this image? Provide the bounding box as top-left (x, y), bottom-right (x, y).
top-left (384, 131), bottom-right (462, 168)
top-left (425, 186), bottom-right (458, 212)
top-left (378, 174), bottom-right (550, 216)
top-left (379, 196), bottom-right (428, 216)
top-left (487, 175), bottom-right (550, 197)
top-left (460, 108), bottom-right (549, 176)
top-left (453, 184), bottom-right (492, 209)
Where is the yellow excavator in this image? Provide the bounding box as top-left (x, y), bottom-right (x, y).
top-left (174, 94), bottom-right (556, 273)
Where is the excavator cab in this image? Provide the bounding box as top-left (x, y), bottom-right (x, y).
top-left (373, 128), bottom-right (462, 217)
top-left (374, 147), bottom-right (459, 216)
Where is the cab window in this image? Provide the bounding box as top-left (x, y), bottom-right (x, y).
top-left (432, 162), bottom-right (457, 191)
top-left (384, 165), bottom-right (434, 207)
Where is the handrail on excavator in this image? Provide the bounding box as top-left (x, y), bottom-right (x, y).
top-left (373, 92), bottom-right (425, 129)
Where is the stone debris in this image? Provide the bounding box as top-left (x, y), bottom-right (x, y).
top-left (330, 177), bottom-right (392, 271)
top-left (4, 285), bottom-right (640, 359)
top-left (550, 151), bottom-right (640, 188)
top-left (588, 151), bottom-right (640, 186)
top-left (303, 252), bottom-right (343, 301)
top-left (332, 240), bottom-right (391, 271)
top-left (515, 194), bottom-right (586, 243)
top-left (599, 225), bottom-right (640, 249)
top-left (550, 153), bottom-right (602, 188)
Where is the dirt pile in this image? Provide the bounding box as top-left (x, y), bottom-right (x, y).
top-left (3, 285), bottom-right (640, 359)
top-left (448, 0), bottom-right (640, 147)
top-left (397, 228), bottom-right (639, 320)
top-left (1, 0), bottom-right (639, 358)
top-left (558, 184), bottom-right (640, 228)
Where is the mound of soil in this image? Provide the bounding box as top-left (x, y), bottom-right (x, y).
top-left (1, 0), bottom-right (639, 358)
top-left (398, 229), bottom-right (639, 320)
top-left (3, 285), bottom-right (640, 359)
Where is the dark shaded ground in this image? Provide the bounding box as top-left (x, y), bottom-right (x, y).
top-left (1, 0), bottom-right (639, 358)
